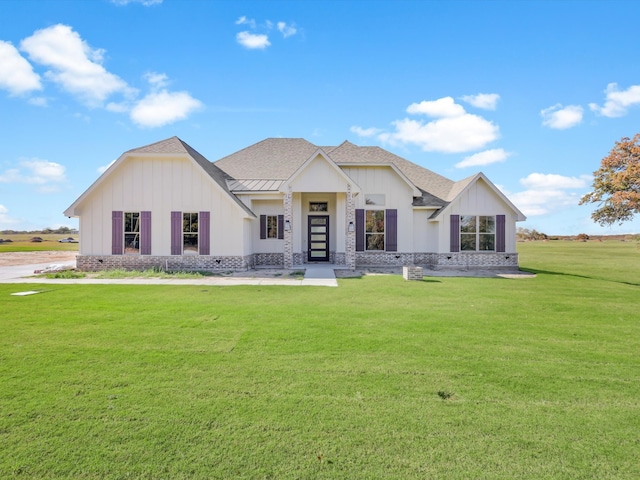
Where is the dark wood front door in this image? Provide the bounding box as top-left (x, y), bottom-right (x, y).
top-left (308, 215), bottom-right (329, 262)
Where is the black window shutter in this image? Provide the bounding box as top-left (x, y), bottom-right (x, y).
top-left (386, 209), bottom-right (397, 252)
top-left (496, 214), bottom-right (506, 252)
top-left (277, 215), bottom-right (284, 239)
top-left (450, 214), bottom-right (460, 252)
top-left (260, 215), bottom-right (267, 239)
top-left (355, 209), bottom-right (364, 252)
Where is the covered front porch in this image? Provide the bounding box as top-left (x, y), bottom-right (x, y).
top-left (279, 149), bottom-right (360, 270)
top-left (283, 188), bottom-right (357, 269)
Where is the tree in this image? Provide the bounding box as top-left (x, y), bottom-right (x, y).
top-left (580, 134), bottom-right (640, 225)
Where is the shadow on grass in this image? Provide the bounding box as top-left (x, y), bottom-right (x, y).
top-left (522, 268), bottom-right (640, 287)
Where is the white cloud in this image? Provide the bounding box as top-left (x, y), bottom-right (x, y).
top-left (541, 104), bottom-right (583, 129)
top-left (277, 22), bottom-right (297, 38)
top-left (460, 93), bottom-right (500, 110)
top-left (236, 16), bottom-right (256, 28)
top-left (0, 158), bottom-right (67, 191)
top-left (455, 148), bottom-right (511, 168)
top-left (383, 114), bottom-right (499, 153)
top-left (0, 204), bottom-right (20, 227)
top-left (130, 90), bottom-right (202, 128)
top-left (28, 96), bottom-right (48, 107)
top-left (407, 97), bottom-right (465, 117)
top-left (104, 72), bottom-right (201, 127)
top-left (235, 17), bottom-right (298, 47)
top-left (351, 125), bottom-right (382, 137)
top-left (236, 31), bottom-right (271, 49)
top-left (20, 24), bottom-right (134, 107)
top-left (0, 40), bottom-right (42, 96)
top-left (105, 102), bottom-right (129, 113)
top-left (520, 173), bottom-right (590, 189)
top-left (144, 71), bottom-right (169, 89)
top-left (377, 97), bottom-right (499, 153)
top-left (509, 173), bottom-right (591, 216)
top-left (589, 83), bottom-right (640, 118)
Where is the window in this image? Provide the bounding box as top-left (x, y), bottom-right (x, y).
top-left (355, 209), bottom-right (397, 252)
top-left (260, 214), bottom-right (284, 240)
top-left (460, 215), bottom-right (495, 251)
top-left (183, 212), bottom-right (198, 255)
top-left (171, 211), bottom-right (208, 255)
top-left (365, 210), bottom-right (385, 250)
top-left (124, 212), bottom-right (140, 254)
top-left (309, 202), bottom-right (328, 212)
top-left (266, 215), bottom-right (279, 239)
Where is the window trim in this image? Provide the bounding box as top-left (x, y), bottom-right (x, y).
top-left (459, 215), bottom-right (496, 252)
top-left (124, 212), bottom-right (140, 255)
top-left (266, 215), bottom-right (279, 239)
top-left (182, 212), bottom-right (199, 256)
top-left (365, 209), bottom-right (385, 251)
top-left (260, 214), bottom-right (285, 240)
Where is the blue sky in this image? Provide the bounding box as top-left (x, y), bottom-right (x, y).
top-left (1, 0), bottom-right (639, 235)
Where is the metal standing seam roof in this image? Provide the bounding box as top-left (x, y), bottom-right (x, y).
top-left (226, 179), bottom-right (285, 192)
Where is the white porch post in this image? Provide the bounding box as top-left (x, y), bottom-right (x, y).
top-left (284, 189), bottom-right (293, 269)
top-left (345, 183), bottom-right (356, 270)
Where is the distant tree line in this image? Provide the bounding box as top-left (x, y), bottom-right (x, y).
top-left (0, 226), bottom-right (76, 235)
top-left (517, 227), bottom-right (548, 241)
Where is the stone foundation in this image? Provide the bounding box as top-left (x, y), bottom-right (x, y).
top-left (253, 253), bottom-right (284, 267)
top-left (355, 252), bottom-right (415, 266)
top-left (76, 251), bottom-right (520, 272)
top-left (428, 252), bottom-right (519, 270)
top-left (77, 255), bottom-right (253, 272)
top-left (355, 252), bottom-right (519, 270)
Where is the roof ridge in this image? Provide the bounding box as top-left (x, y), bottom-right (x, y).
top-left (125, 136), bottom-right (187, 154)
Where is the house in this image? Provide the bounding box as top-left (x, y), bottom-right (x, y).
top-left (64, 136), bottom-right (526, 271)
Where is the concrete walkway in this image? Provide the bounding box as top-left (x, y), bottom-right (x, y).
top-left (1, 260), bottom-right (531, 288)
top-left (301, 265), bottom-right (338, 287)
top-left (0, 262), bottom-right (339, 287)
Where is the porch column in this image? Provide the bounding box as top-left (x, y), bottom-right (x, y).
top-left (345, 183), bottom-right (356, 270)
top-left (284, 189), bottom-right (293, 269)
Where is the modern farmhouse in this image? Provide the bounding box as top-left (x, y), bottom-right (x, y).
top-left (64, 136), bottom-right (526, 271)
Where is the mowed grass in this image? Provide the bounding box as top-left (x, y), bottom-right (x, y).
top-left (1, 242), bottom-right (639, 478)
top-left (0, 234), bottom-right (79, 252)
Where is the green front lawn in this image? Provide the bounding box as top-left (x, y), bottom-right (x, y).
top-left (1, 241), bottom-right (638, 478)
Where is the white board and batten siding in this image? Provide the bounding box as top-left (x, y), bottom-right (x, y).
top-left (438, 178), bottom-right (518, 253)
top-left (342, 166), bottom-right (416, 252)
top-left (77, 155), bottom-right (247, 256)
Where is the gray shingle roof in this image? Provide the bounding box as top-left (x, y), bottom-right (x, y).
top-left (129, 136), bottom-right (478, 211)
top-left (325, 141), bottom-right (454, 206)
top-left (214, 138), bottom-right (319, 180)
top-left (129, 136), bottom-right (255, 217)
top-left (214, 138), bottom-right (458, 206)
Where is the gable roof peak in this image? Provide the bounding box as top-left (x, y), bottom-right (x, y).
top-left (125, 136), bottom-right (193, 155)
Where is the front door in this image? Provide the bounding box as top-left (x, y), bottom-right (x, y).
top-left (308, 215), bottom-right (330, 262)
